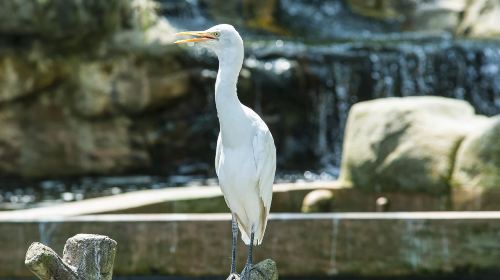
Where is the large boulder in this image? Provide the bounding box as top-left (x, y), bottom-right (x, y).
top-left (338, 96), bottom-right (486, 194)
top-left (451, 116), bottom-right (500, 189)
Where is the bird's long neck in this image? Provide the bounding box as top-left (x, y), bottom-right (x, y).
top-left (215, 48), bottom-right (247, 146)
top-left (215, 55), bottom-right (242, 106)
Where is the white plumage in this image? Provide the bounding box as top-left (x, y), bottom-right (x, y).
top-left (215, 108), bottom-right (276, 245)
top-left (204, 25), bottom-right (276, 246)
top-left (175, 24), bottom-right (276, 276)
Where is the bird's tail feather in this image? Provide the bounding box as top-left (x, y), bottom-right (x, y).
top-left (240, 229), bottom-right (263, 246)
top-left (238, 220), bottom-right (264, 246)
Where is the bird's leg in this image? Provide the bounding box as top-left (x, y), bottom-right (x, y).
top-left (231, 213), bottom-right (238, 275)
top-left (241, 226), bottom-right (255, 280)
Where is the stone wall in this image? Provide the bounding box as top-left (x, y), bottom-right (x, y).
top-left (2, 213), bottom-right (500, 277)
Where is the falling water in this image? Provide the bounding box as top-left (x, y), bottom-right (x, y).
top-left (155, 1), bottom-right (500, 178)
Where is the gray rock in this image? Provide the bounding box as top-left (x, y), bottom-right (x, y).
top-left (250, 259), bottom-right (279, 280)
top-left (226, 259), bottom-right (279, 280)
top-left (452, 116), bottom-right (500, 189)
top-left (339, 96), bottom-right (486, 194)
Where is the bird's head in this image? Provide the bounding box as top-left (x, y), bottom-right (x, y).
top-left (174, 24), bottom-right (243, 57)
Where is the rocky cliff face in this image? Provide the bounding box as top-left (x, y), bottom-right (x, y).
top-left (0, 0), bottom-right (197, 177)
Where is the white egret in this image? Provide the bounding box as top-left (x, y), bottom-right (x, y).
top-left (175, 24), bottom-right (276, 279)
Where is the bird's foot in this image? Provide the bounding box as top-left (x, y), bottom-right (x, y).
top-left (226, 273), bottom-right (240, 280)
top-left (241, 263), bottom-right (253, 280)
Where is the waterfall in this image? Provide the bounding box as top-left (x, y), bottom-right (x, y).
top-left (158, 0), bottom-right (500, 176)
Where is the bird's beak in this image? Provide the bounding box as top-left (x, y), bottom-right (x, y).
top-left (174, 31), bottom-right (217, 44)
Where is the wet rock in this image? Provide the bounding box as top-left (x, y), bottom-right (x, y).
top-left (301, 189), bottom-right (334, 213)
top-left (339, 96), bottom-right (486, 194)
top-left (452, 116), bottom-right (500, 189)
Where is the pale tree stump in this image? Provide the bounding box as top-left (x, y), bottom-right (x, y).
top-left (25, 234), bottom-right (117, 280)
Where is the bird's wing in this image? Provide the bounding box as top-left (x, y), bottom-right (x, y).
top-left (215, 133), bottom-right (233, 209)
top-left (215, 133), bottom-right (222, 177)
top-left (252, 128), bottom-right (276, 212)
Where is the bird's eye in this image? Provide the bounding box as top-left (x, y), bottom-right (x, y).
top-left (213, 32), bottom-right (220, 37)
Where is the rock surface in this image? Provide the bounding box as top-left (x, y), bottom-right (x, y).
top-left (338, 96), bottom-right (486, 194)
top-left (451, 116), bottom-right (500, 189)
top-left (25, 242), bottom-right (78, 280)
top-left (347, 0), bottom-right (466, 32)
top-left (226, 259), bottom-right (279, 280)
top-left (456, 0), bottom-right (500, 38)
top-left (250, 259), bottom-right (279, 280)
top-left (347, 0), bottom-right (500, 38)
top-left (0, 0), bottom-right (192, 177)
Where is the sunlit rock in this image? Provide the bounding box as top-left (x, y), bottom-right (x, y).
top-left (347, 0), bottom-right (500, 38)
top-left (339, 96), bottom-right (487, 194)
top-left (452, 116), bottom-right (500, 190)
top-left (301, 189), bottom-right (334, 213)
top-left (456, 0), bottom-right (500, 38)
top-left (347, 0), bottom-right (466, 32)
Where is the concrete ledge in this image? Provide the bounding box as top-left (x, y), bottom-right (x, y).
top-left (1, 212), bottom-right (500, 277)
top-left (0, 181), bottom-right (455, 219)
top-left (0, 182), bottom-right (346, 219)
